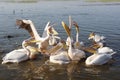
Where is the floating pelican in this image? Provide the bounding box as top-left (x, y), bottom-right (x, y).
top-left (62, 21), bottom-right (85, 61)
top-left (49, 21), bottom-right (85, 64)
top-left (85, 44), bottom-right (116, 66)
top-left (2, 40), bottom-right (39, 64)
top-left (97, 44), bottom-right (115, 54)
top-left (88, 32), bottom-right (106, 49)
top-left (85, 33), bottom-right (116, 66)
top-left (72, 21), bottom-right (84, 49)
top-left (49, 23), bottom-right (70, 64)
top-left (85, 53), bottom-right (113, 66)
top-left (49, 23), bottom-right (71, 64)
top-left (42, 22), bottom-right (60, 46)
top-left (88, 32), bottom-right (105, 43)
top-left (16, 19), bottom-right (59, 54)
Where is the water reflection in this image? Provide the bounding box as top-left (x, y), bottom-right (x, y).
top-left (84, 65), bottom-right (110, 75)
top-left (67, 61), bottom-right (79, 80)
top-left (14, 60), bottom-right (79, 80)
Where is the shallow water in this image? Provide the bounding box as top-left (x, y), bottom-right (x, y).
top-left (0, 0), bottom-right (120, 80)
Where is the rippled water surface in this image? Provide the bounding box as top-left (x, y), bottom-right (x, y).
top-left (0, 0), bottom-right (120, 80)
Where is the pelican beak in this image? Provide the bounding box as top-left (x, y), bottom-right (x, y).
top-left (83, 47), bottom-right (97, 54)
top-left (51, 27), bottom-right (59, 35)
top-left (25, 39), bottom-right (41, 44)
top-left (47, 42), bottom-right (64, 55)
top-left (61, 21), bottom-right (71, 37)
top-left (30, 40), bottom-right (41, 43)
top-left (88, 37), bottom-right (92, 40)
top-left (88, 32), bottom-right (95, 40)
top-left (45, 22), bottom-right (58, 36)
top-left (44, 21), bottom-right (50, 31)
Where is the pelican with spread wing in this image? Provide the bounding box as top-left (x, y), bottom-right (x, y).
top-left (16, 19), bottom-right (59, 54)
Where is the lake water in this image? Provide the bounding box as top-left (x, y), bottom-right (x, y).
top-left (0, 0), bottom-right (120, 80)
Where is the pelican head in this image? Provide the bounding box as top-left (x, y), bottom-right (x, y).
top-left (88, 32), bottom-right (95, 40)
top-left (72, 21), bottom-right (80, 33)
top-left (16, 19), bottom-right (31, 28)
top-left (16, 19), bottom-right (33, 37)
top-left (88, 32), bottom-right (106, 43)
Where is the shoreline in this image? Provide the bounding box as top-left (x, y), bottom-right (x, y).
top-left (0, 0), bottom-right (120, 6)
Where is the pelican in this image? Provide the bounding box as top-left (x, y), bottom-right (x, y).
top-left (49, 21), bottom-right (85, 64)
top-left (88, 32), bottom-right (106, 49)
top-left (86, 33), bottom-right (116, 66)
top-left (85, 53), bottom-right (113, 66)
top-left (88, 32), bottom-right (105, 43)
top-left (2, 40), bottom-right (39, 64)
top-left (84, 32), bottom-right (113, 54)
top-left (72, 21), bottom-right (84, 49)
top-left (62, 21), bottom-right (85, 61)
top-left (97, 43), bottom-right (115, 54)
top-left (85, 45), bottom-right (116, 66)
top-left (42, 22), bottom-right (60, 46)
top-left (49, 41), bottom-right (70, 64)
top-left (16, 19), bottom-right (59, 54)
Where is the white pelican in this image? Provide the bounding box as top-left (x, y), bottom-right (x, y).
top-left (88, 32), bottom-right (106, 49)
top-left (42, 22), bottom-right (60, 46)
top-left (62, 21), bottom-right (85, 61)
top-left (88, 32), bottom-right (105, 43)
top-left (16, 19), bottom-right (59, 54)
top-left (2, 40), bottom-right (39, 64)
top-left (49, 41), bottom-right (70, 64)
top-left (85, 53), bottom-right (113, 66)
top-left (97, 43), bottom-right (115, 54)
top-left (49, 21), bottom-right (86, 64)
top-left (72, 21), bottom-right (84, 49)
top-left (81, 33), bottom-right (115, 55)
top-left (85, 45), bottom-right (116, 66)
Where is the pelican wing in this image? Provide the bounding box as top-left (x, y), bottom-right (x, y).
top-left (98, 47), bottom-right (113, 54)
top-left (42, 22), bottom-right (50, 38)
top-left (85, 53), bottom-right (112, 65)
